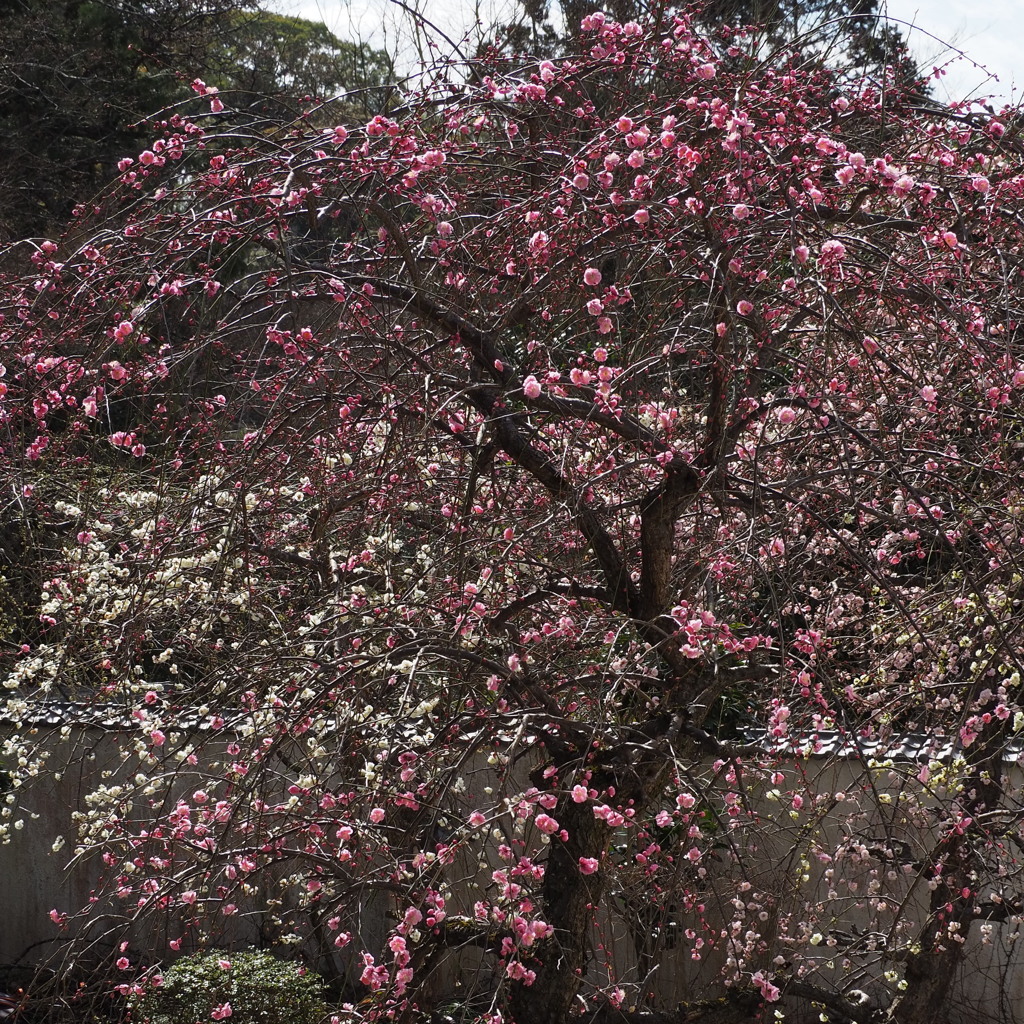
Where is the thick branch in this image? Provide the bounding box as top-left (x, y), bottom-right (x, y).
top-left (638, 466), bottom-right (701, 620)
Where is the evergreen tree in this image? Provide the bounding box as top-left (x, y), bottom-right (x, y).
top-left (0, 2), bottom-right (396, 240)
top-left (208, 10), bottom-right (397, 117)
top-left (496, 0), bottom-right (919, 87)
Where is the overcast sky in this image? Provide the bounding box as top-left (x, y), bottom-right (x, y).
top-left (269, 0), bottom-right (1022, 106)
top-left (885, 0), bottom-right (1022, 105)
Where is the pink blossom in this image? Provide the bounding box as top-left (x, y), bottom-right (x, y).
top-left (436, 221), bottom-right (454, 237)
top-left (528, 231), bottom-right (549, 253)
top-left (616, 116), bottom-right (634, 133)
top-left (732, 203), bottom-right (750, 220)
top-left (578, 857), bottom-right (599, 874)
top-left (736, 300), bottom-right (754, 316)
top-left (942, 231), bottom-right (958, 248)
top-left (505, 962), bottom-right (536, 984)
top-left (633, 208), bottom-right (650, 225)
top-left (752, 972), bottom-right (780, 1002)
top-left (468, 811), bottom-right (486, 826)
top-left (971, 175), bottom-right (991, 193)
top-left (583, 267), bottom-right (602, 286)
top-left (587, 298), bottom-right (604, 315)
top-left (535, 813), bottom-right (559, 834)
top-left (777, 407), bottom-right (797, 425)
top-left (597, 317), bottom-right (614, 334)
top-left (211, 1004), bottom-right (232, 1020)
top-left (369, 807), bottom-right (386, 823)
top-left (150, 730), bottom-right (166, 746)
top-left (360, 955), bottom-right (388, 990)
top-left (593, 804), bottom-right (625, 827)
top-left (695, 63), bottom-right (716, 79)
top-left (920, 385), bottom-right (937, 403)
top-left (572, 173), bottom-right (589, 189)
top-left (523, 375), bottom-right (542, 399)
top-left (571, 785), bottom-right (589, 803)
top-left (819, 239), bottom-right (846, 264)
top-left (893, 174), bottom-right (915, 195)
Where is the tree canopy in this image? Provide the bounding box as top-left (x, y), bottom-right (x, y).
top-left (206, 11), bottom-right (397, 116)
top-left (500, 0), bottom-right (918, 85)
top-left (2, 8), bottom-right (1024, 1024)
top-left (0, 1), bottom-right (395, 239)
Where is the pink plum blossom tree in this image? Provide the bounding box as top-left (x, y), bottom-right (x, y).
top-left (3, 9), bottom-right (1024, 1024)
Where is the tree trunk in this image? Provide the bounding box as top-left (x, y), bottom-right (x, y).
top-left (508, 795), bottom-right (608, 1024)
top-left (886, 751), bottom-right (1006, 1024)
top-left (889, 936), bottom-right (963, 1024)
top-left (509, 750), bottom-right (676, 1024)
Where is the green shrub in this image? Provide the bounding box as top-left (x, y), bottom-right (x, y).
top-left (133, 950), bottom-right (325, 1024)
